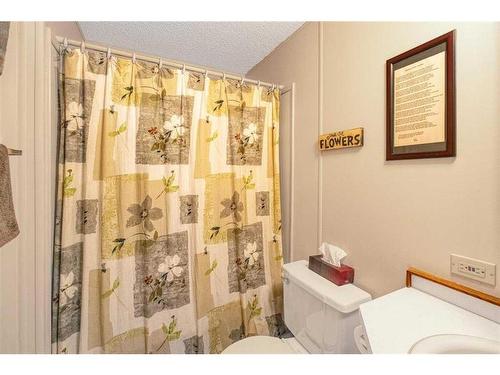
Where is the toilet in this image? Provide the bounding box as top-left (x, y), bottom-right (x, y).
top-left (222, 260), bottom-right (372, 354)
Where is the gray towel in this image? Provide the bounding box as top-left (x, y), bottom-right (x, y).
top-left (0, 144), bottom-right (19, 247)
top-left (0, 22), bottom-right (9, 76)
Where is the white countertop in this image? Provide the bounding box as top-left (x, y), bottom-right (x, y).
top-left (359, 287), bottom-right (500, 354)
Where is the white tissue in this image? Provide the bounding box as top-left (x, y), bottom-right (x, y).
top-left (319, 242), bottom-right (347, 267)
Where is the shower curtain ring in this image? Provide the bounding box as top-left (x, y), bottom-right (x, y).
top-left (257, 80), bottom-right (261, 88)
top-left (204, 69), bottom-right (208, 78)
top-left (132, 53), bottom-right (137, 64)
top-left (222, 72), bottom-right (226, 80)
top-left (182, 64), bottom-right (186, 75)
top-left (159, 58), bottom-right (162, 69)
top-left (63, 37), bottom-right (68, 49)
top-left (80, 41), bottom-right (85, 53)
top-left (240, 76), bottom-right (245, 85)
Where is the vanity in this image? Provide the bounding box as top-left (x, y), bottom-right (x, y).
top-left (356, 268), bottom-right (500, 354)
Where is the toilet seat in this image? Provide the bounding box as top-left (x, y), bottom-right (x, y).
top-left (221, 336), bottom-right (298, 354)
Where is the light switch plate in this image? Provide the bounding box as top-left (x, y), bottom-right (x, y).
top-left (450, 254), bottom-right (496, 286)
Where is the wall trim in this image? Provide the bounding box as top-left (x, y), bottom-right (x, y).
top-left (317, 22), bottom-right (324, 248)
top-left (290, 82), bottom-right (296, 261)
top-left (278, 83), bottom-right (295, 262)
top-left (407, 267), bottom-right (500, 307)
top-left (288, 83), bottom-right (296, 261)
top-left (34, 22), bottom-right (54, 354)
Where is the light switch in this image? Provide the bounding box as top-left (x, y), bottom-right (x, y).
top-left (450, 254), bottom-right (496, 286)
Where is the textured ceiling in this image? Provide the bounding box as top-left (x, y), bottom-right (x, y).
top-left (78, 22), bottom-right (303, 74)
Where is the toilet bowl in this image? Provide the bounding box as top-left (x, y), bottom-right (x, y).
top-left (222, 336), bottom-right (308, 354)
top-left (222, 260), bottom-right (371, 354)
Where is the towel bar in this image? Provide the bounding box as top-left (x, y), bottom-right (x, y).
top-left (7, 148), bottom-right (22, 156)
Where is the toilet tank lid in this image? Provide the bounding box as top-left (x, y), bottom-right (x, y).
top-left (283, 260), bottom-right (371, 313)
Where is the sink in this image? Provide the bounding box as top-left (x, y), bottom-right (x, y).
top-left (409, 334), bottom-right (500, 354)
top-left (359, 288), bottom-right (500, 353)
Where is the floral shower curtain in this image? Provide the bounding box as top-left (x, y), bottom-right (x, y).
top-left (52, 47), bottom-right (284, 354)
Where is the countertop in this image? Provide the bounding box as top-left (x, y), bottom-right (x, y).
top-left (359, 287), bottom-right (500, 353)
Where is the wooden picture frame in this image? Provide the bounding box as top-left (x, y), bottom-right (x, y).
top-left (386, 30), bottom-right (456, 160)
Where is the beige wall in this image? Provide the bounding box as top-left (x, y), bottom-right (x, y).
top-left (249, 22), bottom-right (320, 262)
top-left (0, 22), bottom-right (56, 353)
top-left (45, 22), bottom-right (83, 40)
top-left (248, 22), bottom-right (500, 298)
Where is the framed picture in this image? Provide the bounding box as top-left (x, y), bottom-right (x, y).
top-left (386, 30), bottom-right (456, 160)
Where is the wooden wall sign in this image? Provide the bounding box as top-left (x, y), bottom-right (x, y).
top-left (319, 127), bottom-right (364, 151)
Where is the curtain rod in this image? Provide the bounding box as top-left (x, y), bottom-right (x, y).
top-left (54, 36), bottom-right (283, 90)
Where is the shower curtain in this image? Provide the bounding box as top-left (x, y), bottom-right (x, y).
top-left (52, 47), bottom-right (285, 354)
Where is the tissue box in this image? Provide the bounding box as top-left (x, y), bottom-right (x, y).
top-left (308, 255), bottom-right (354, 286)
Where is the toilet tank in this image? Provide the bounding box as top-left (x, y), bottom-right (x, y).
top-left (283, 260), bottom-right (371, 353)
